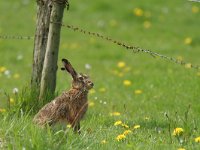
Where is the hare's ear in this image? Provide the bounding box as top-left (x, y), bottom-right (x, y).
top-left (62, 58), bottom-right (78, 79)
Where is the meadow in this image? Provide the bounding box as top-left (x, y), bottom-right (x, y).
top-left (0, 0), bottom-right (200, 149)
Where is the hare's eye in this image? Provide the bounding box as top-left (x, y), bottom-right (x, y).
top-left (78, 76), bottom-right (84, 80)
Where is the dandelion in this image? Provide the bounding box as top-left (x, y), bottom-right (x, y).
top-left (101, 140), bottom-right (107, 144)
top-left (195, 136), bottom-right (200, 143)
top-left (99, 88), bottom-right (106, 92)
top-left (143, 21), bottom-right (151, 29)
top-left (88, 101), bottom-right (95, 107)
top-left (121, 123), bottom-right (129, 128)
top-left (67, 124), bottom-right (71, 128)
top-left (173, 128), bottom-right (184, 136)
top-left (123, 130), bottom-right (132, 135)
top-left (184, 37), bottom-right (192, 45)
top-left (13, 73), bottom-right (20, 79)
top-left (13, 88), bottom-right (19, 94)
top-left (0, 66), bottom-right (6, 73)
top-left (111, 112), bottom-right (121, 116)
top-left (85, 64), bottom-right (91, 70)
top-left (0, 108), bottom-right (6, 113)
top-left (192, 6), bottom-right (199, 14)
top-left (123, 80), bottom-right (132, 86)
top-left (10, 98), bottom-right (15, 104)
top-left (116, 134), bottom-right (126, 141)
top-left (17, 54), bottom-right (23, 60)
top-left (177, 148), bottom-right (185, 150)
top-left (114, 120), bottom-right (122, 126)
top-left (117, 61), bottom-right (126, 68)
top-left (144, 116), bottom-right (150, 120)
top-left (185, 63), bottom-right (192, 69)
top-left (134, 90), bottom-right (143, 95)
top-left (4, 70), bottom-right (11, 77)
top-left (133, 125), bottom-right (140, 129)
top-left (89, 89), bottom-right (96, 94)
top-left (133, 8), bottom-right (144, 17)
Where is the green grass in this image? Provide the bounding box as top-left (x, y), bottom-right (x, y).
top-left (0, 0), bottom-right (200, 149)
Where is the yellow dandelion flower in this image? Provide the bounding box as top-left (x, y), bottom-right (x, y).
top-left (185, 63), bottom-right (192, 69)
top-left (89, 89), bottom-right (96, 94)
top-left (143, 21), bottom-right (151, 29)
top-left (177, 148), bottom-right (185, 150)
top-left (114, 120), bottom-right (122, 126)
top-left (173, 128), bottom-right (184, 136)
top-left (123, 130), bottom-right (132, 135)
top-left (67, 124), bottom-right (72, 128)
top-left (116, 134), bottom-right (126, 141)
top-left (117, 61), bottom-right (126, 68)
top-left (144, 116), bottom-right (150, 120)
top-left (0, 66), bottom-right (6, 73)
top-left (184, 37), bottom-right (192, 45)
top-left (133, 125), bottom-right (140, 129)
top-left (99, 88), bottom-right (106, 92)
top-left (111, 112), bottom-right (121, 116)
top-left (134, 90), bottom-right (143, 95)
top-left (192, 6), bottom-right (199, 14)
top-left (121, 123), bottom-right (129, 128)
top-left (123, 80), bottom-right (132, 86)
top-left (13, 73), bottom-right (20, 79)
top-left (0, 108), bottom-right (6, 113)
top-left (10, 98), bottom-right (15, 104)
top-left (133, 8), bottom-right (144, 17)
top-left (88, 101), bottom-right (95, 107)
top-left (195, 136), bottom-right (200, 143)
top-left (101, 140), bottom-right (107, 144)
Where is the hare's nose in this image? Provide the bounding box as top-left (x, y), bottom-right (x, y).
top-left (90, 83), bottom-right (94, 87)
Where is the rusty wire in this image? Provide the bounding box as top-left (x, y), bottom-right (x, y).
top-left (52, 21), bottom-right (200, 70)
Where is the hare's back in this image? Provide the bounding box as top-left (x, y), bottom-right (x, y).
top-left (33, 100), bottom-right (57, 125)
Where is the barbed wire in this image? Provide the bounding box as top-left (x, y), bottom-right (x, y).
top-left (0, 35), bottom-right (34, 40)
top-left (188, 0), bottom-right (200, 2)
top-left (52, 21), bottom-right (200, 70)
top-left (0, 22), bottom-right (200, 70)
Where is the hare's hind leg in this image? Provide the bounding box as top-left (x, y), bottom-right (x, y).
top-left (73, 122), bottom-right (81, 134)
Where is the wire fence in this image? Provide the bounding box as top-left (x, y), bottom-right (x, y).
top-left (0, 35), bottom-right (33, 40)
top-left (0, 22), bottom-right (200, 70)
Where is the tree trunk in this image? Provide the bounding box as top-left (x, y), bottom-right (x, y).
top-left (39, 1), bottom-right (66, 100)
top-left (31, 0), bottom-right (52, 94)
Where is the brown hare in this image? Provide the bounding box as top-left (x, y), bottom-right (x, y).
top-left (33, 58), bottom-right (94, 133)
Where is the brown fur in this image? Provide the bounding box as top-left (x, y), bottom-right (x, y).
top-left (33, 59), bottom-right (93, 133)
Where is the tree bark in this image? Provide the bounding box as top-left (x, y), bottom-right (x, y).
top-left (31, 0), bottom-right (52, 93)
top-left (39, 0), bottom-right (66, 100)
